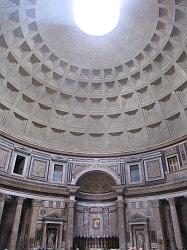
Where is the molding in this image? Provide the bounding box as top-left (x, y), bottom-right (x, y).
top-left (0, 174), bottom-right (69, 196)
top-left (51, 156), bottom-right (69, 163)
top-left (14, 147), bottom-right (31, 156)
top-left (0, 132), bottom-right (186, 158)
top-left (67, 185), bottom-right (80, 195)
top-left (126, 179), bottom-right (187, 197)
top-left (125, 155), bottom-right (142, 163)
top-left (76, 191), bottom-right (117, 201)
top-left (0, 174), bottom-right (186, 198)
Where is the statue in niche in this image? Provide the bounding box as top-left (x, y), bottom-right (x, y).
top-left (47, 230), bottom-right (55, 248)
top-left (136, 232), bottom-right (145, 250)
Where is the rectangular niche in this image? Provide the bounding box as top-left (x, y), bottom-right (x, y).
top-left (53, 164), bottom-right (63, 183)
top-left (13, 154), bottom-right (26, 175)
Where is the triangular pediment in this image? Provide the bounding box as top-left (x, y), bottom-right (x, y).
top-left (43, 212), bottom-right (66, 222)
top-left (128, 213), bottom-right (148, 224)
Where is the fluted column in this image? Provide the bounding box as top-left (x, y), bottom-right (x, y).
top-left (0, 193), bottom-right (6, 226)
top-left (152, 200), bottom-right (165, 250)
top-left (9, 197), bottom-right (25, 250)
top-left (117, 195), bottom-right (127, 250)
top-left (28, 199), bottom-right (41, 249)
top-left (66, 197), bottom-right (76, 250)
top-left (167, 198), bottom-right (183, 250)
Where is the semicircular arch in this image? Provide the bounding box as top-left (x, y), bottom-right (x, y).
top-left (73, 165), bottom-right (121, 186)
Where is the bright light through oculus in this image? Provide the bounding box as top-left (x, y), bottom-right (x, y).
top-left (73, 0), bottom-right (121, 36)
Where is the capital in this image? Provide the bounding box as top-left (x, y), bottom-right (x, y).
top-left (0, 193), bottom-right (7, 202)
top-left (67, 185), bottom-right (80, 195)
top-left (68, 198), bottom-right (76, 208)
top-left (32, 199), bottom-right (42, 207)
top-left (16, 197), bottom-right (25, 205)
top-left (152, 200), bottom-right (160, 208)
top-left (167, 197), bottom-right (176, 206)
top-left (117, 196), bottom-right (126, 208)
top-left (114, 185), bottom-right (125, 194)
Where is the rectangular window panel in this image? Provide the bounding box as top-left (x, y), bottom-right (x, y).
top-left (130, 164), bottom-right (140, 183)
top-left (53, 164), bottom-right (63, 182)
top-left (167, 156), bottom-right (179, 173)
top-left (13, 155), bottom-right (25, 175)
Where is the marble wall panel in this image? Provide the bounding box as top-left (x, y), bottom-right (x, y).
top-left (0, 145), bottom-right (12, 172)
top-left (144, 158), bottom-right (164, 181)
top-left (29, 156), bottom-right (50, 181)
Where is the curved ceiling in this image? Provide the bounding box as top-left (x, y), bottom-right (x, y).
top-left (0, 0), bottom-right (186, 155)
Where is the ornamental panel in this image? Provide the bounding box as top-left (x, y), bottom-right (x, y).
top-left (29, 156), bottom-right (50, 181)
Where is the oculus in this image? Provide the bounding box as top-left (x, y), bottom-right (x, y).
top-left (73, 0), bottom-right (121, 36)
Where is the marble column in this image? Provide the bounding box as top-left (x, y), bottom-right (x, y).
top-left (129, 224), bottom-right (134, 248)
top-left (165, 204), bottom-right (175, 250)
top-left (144, 223), bottom-right (151, 250)
top-left (9, 197), bottom-right (25, 250)
top-left (167, 198), bottom-right (183, 250)
top-left (66, 197), bottom-right (76, 250)
top-left (62, 221), bottom-right (67, 248)
top-left (117, 195), bottom-right (127, 250)
top-left (58, 223), bottom-right (63, 249)
top-left (0, 193), bottom-right (6, 226)
top-left (28, 199), bottom-right (41, 249)
top-left (41, 222), bottom-right (47, 249)
top-left (19, 205), bottom-right (30, 244)
top-left (152, 200), bottom-right (165, 250)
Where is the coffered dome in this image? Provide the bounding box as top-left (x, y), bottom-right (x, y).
top-left (0, 0), bottom-right (186, 155)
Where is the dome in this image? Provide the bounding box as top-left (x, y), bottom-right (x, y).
top-left (0, 0), bottom-right (186, 155)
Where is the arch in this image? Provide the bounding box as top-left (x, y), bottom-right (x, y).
top-left (73, 165), bottom-right (121, 185)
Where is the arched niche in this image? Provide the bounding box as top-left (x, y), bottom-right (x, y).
top-left (76, 171), bottom-right (117, 194)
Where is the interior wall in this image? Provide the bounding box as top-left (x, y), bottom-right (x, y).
top-left (74, 201), bottom-right (119, 238)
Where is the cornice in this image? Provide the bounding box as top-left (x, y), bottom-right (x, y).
top-left (0, 175), bottom-right (69, 197)
top-left (0, 174), bottom-right (186, 198)
top-left (126, 179), bottom-right (187, 197)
